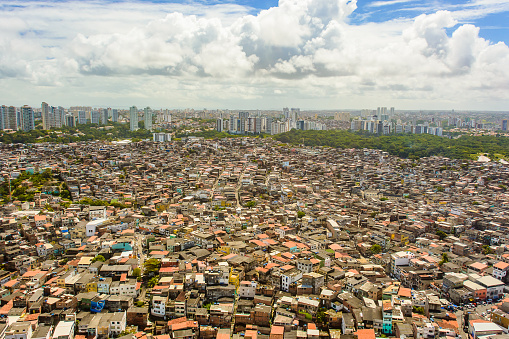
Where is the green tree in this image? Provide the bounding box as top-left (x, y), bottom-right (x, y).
top-left (245, 200), bottom-right (256, 208)
top-left (439, 252), bottom-right (449, 266)
top-left (147, 276), bottom-right (159, 288)
top-left (133, 267), bottom-right (141, 279)
top-left (92, 255), bottom-right (105, 263)
top-left (143, 258), bottom-right (160, 277)
top-left (413, 306), bottom-right (425, 315)
top-left (482, 245), bottom-right (493, 255)
top-left (297, 211), bottom-right (306, 218)
top-left (436, 230), bottom-right (448, 240)
top-left (370, 244), bottom-right (382, 254)
top-left (316, 307), bottom-right (327, 325)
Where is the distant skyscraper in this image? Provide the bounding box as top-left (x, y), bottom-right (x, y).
top-left (5, 106), bottom-right (17, 130)
top-left (101, 109), bottom-right (108, 125)
top-left (502, 119), bottom-right (508, 131)
top-left (0, 106), bottom-right (5, 130)
top-left (229, 115), bottom-right (236, 134)
top-left (239, 111), bottom-right (249, 134)
top-left (283, 107), bottom-right (290, 120)
top-left (216, 118), bottom-right (223, 132)
top-left (55, 106), bottom-right (65, 128)
top-left (112, 109), bottom-right (118, 123)
top-left (390, 107), bottom-right (395, 115)
top-left (290, 108), bottom-right (300, 121)
top-left (91, 110), bottom-right (100, 124)
top-left (21, 105), bottom-right (34, 131)
top-left (255, 117), bottom-right (262, 134)
top-left (144, 107), bottom-right (152, 130)
top-left (78, 110), bottom-right (87, 124)
top-left (130, 106), bottom-right (138, 131)
top-left (65, 114), bottom-right (75, 127)
top-left (41, 102), bottom-right (51, 130)
top-left (265, 117), bottom-right (272, 134)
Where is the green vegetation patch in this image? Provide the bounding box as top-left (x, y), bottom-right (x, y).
top-left (274, 130), bottom-right (509, 160)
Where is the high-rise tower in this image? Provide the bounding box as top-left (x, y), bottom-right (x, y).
top-left (130, 106), bottom-right (138, 131)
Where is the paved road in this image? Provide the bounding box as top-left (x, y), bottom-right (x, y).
top-left (455, 302), bottom-right (496, 338)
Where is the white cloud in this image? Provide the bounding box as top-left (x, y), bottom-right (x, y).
top-left (366, 0), bottom-right (418, 8)
top-left (0, 0), bottom-right (508, 110)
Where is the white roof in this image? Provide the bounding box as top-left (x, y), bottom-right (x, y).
top-left (53, 321), bottom-right (74, 338)
top-left (477, 276), bottom-right (504, 287)
top-left (87, 218), bottom-right (107, 227)
top-left (472, 322), bottom-right (505, 332)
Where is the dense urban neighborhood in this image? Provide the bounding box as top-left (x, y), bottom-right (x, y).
top-left (0, 136), bottom-right (508, 339)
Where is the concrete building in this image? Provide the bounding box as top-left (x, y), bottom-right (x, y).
top-left (112, 109), bottom-right (118, 123)
top-left (78, 111), bottom-right (87, 124)
top-left (41, 102), bottom-right (51, 130)
top-left (144, 107), bottom-right (152, 130)
top-left (21, 105), bottom-right (34, 131)
top-left (130, 106), bottom-right (138, 131)
top-left (52, 321), bottom-right (74, 339)
top-left (153, 133), bottom-right (172, 142)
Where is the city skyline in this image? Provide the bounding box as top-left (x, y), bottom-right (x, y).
top-left (0, 0), bottom-right (508, 110)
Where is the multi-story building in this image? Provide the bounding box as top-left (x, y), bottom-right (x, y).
top-left (78, 111), bottom-right (87, 124)
top-left (112, 109), bottom-right (118, 123)
top-left (151, 296), bottom-right (167, 317)
top-left (1, 106), bottom-right (17, 130)
top-left (239, 111), bottom-right (248, 134)
top-left (144, 107), bottom-right (152, 130)
top-left (101, 109), bottom-right (108, 125)
top-left (41, 102), bottom-right (51, 130)
top-left (21, 105), bottom-right (34, 131)
top-left (281, 268), bottom-right (302, 292)
top-left (153, 133), bottom-right (172, 142)
top-left (65, 114), bottom-right (75, 127)
top-left (0, 105), bottom-right (4, 130)
top-left (91, 110), bottom-right (100, 124)
top-left (216, 118), bottom-right (223, 132)
top-left (130, 106), bottom-right (138, 131)
top-left (493, 261), bottom-right (509, 283)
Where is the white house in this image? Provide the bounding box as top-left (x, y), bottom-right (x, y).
top-left (281, 268), bottom-right (302, 292)
top-left (5, 322), bottom-right (33, 339)
top-left (492, 261), bottom-right (509, 282)
top-left (476, 276), bottom-right (504, 300)
top-left (238, 281), bottom-right (257, 298)
top-left (109, 279), bottom-right (138, 297)
top-left (36, 243), bottom-right (54, 257)
top-left (108, 312), bottom-right (126, 337)
top-left (86, 218), bottom-right (107, 237)
top-left (151, 296), bottom-right (167, 317)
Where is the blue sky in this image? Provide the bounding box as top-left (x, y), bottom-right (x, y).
top-left (0, 0), bottom-right (508, 110)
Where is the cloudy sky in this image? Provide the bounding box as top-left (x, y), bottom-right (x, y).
top-left (0, 0), bottom-right (508, 110)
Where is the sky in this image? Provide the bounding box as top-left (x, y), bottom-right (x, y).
top-left (0, 0), bottom-right (508, 111)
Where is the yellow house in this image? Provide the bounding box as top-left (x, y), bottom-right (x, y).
top-left (86, 279), bottom-right (98, 293)
top-left (491, 310), bottom-right (509, 329)
top-left (217, 245), bottom-right (230, 255)
top-left (229, 268), bottom-right (241, 288)
top-left (57, 270), bottom-right (73, 288)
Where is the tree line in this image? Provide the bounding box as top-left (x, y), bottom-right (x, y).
top-left (0, 122), bottom-right (153, 144)
top-left (274, 130), bottom-right (509, 160)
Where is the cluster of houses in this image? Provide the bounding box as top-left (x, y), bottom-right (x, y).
top-left (0, 138), bottom-right (508, 339)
